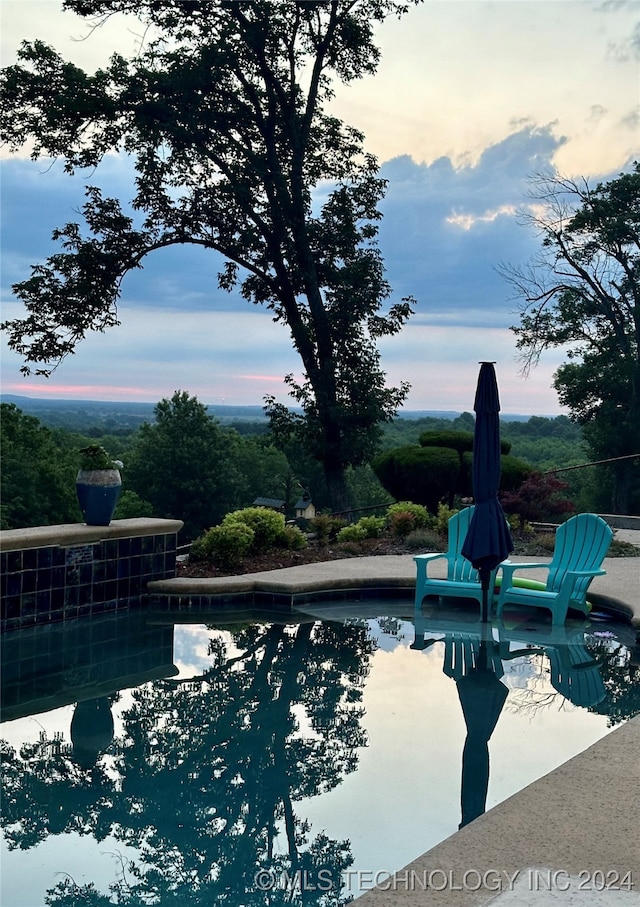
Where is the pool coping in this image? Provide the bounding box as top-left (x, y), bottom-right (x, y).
top-left (148, 552), bottom-right (640, 632)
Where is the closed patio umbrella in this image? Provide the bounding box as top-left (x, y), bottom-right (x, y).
top-left (461, 362), bottom-right (514, 621)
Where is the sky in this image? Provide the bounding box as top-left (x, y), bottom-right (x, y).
top-left (1, 0), bottom-right (639, 415)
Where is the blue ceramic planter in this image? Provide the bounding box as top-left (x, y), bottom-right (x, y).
top-left (76, 469), bottom-right (122, 526)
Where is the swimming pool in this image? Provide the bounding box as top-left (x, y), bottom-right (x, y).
top-left (1, 602), bottom-right (638, 905)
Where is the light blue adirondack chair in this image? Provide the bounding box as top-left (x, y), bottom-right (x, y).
top-left (496, 513), bottom-right (613, 626)
top-left (414, 506), bottom-right (500, 611)
top-left (496, 621), bottom-right (605, 706)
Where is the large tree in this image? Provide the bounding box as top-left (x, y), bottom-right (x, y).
top-left (504, 164), bottom-right (640, 513)
top-left (126, 391), bottom-right (245, 538)
top-left (0, 0), bottom-right (417, 511)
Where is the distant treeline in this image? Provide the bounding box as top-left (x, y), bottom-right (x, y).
top-left (2, 394), bottom-right (616, 537)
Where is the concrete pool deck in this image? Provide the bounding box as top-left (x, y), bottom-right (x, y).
top-left (149, 531), bottom-right (640, 630)
top-left (149, 535), bottom-right (640, 906)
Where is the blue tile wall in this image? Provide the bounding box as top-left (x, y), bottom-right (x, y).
top-left (1, 531), bottom-right (179, 631)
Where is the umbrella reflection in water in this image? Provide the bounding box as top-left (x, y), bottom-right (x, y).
top-left (455, 637), bottom-right (507, 828)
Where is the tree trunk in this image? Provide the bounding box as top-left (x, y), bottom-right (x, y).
top-left (612, 461), bottom-right (633, 514)
top-left (324, 461), bottom-right (351, 515)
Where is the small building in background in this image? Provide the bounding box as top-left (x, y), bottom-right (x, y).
top-left (294, 496), bottom-right (316, 521)
top-left (252, 497), bottom-right (286, 513)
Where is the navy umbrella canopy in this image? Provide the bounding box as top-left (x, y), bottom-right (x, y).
top-left (461, 362), bottom-right (514, 621)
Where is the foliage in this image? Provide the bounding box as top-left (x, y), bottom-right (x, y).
top-left (0, 403), bottom-right (79, 528)
top-left (277, 524), bottom-right (308, 552)
top-left (386, 501), bottom-right (431, 527)
top-left (78, 444), bottom-right (120, 471)
top-left (498, 454), bottom-right (533, 492)
top-left (386, 502), bottom-right (431, 538)
top-left (336, 514), bottom-right (385, 542)
top-left (222, 506), bottom-right (286, 555)
top-left (190, 522), bottom-right (255, 570)
top-left (500, 471), bottom-right (575, 530)
top-left (0, 0), bottom-right (420, 512)
top-left (505, 165), bottom-right (640, 512)
top-left (404, 527), bottom-right (444, 550)
top-left (345, 464), bottom-right (393, 511)
top-left (373, 445), bottom-right (462, 511)
top-left (418, 429), bottom-right (511, 454)
top-left (125, 391), bottom-right (244, 540)
top-left (310, 514), bottom-right (347, 545)
top-left (192, 506), bottom-right (307, 566)
top-left (336, 523), bottom-right (368, 543)
top-left (354, 515), bottom-right (386, 537)
top-left (112, 489), bottom-right (154, 520)
top-left (434, 502), bottom-right (458, 535)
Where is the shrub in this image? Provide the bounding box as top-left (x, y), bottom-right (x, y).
top-left (354, 515), bottom-right (386, 537)
top-left (337, 524), bottom-right (368, 543)
top-left (277, 524), bottom-right (308, 551)
top-left (388, 509), bottom-right (417, 538)
top-left (501, 471), bottom-right (574, 530)
top-left (499, 455), bottom-right (533, 493)
top-left (386, 502), bottom-right (431, 528)
top-left (222, 506), bottom-right (285, 553)
top-left (434, 502), bottom-right (458, 535)
top-left (191, 522), bottom-right (255, 569)
top-left (311, 513), bottom-right (347, 544)
top-left (405, 528), bottom-right (443, 551)
top-left (419, 429), bottom-right (475, 454)
top-left (373, 446), bottom-right (461, 511)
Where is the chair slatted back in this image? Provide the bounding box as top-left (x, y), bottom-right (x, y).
top-left (446, 507), bottom-right (479, 584)
top-left (546, 514), bottom-right (613, 602)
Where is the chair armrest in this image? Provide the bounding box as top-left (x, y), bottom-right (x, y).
top-left (414, 552), bottom-right (447, 582)
top-left (498, 561), bottom-right (549, 587)
top-left (413, 553), bottom-right (447, 564)
top-left (563, 568), bottom-right (607, 579)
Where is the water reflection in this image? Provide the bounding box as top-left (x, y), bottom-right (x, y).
top-left (411, 606), bottom-right (640, 829)
top-left (1, 616), bottom-right (373, 905)
top-left (1, 607), bottom-right (638, 905)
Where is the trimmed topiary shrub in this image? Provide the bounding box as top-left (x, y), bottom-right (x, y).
top-left (499, 455), bottom-right (533, 493)
top-left (373, 446), bottom-right (461, 511)
top-left (419, 430), bottom-right (475, 454)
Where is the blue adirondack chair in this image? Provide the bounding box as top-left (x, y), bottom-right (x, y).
top-left (414, 506), bottom-right (500, 611)
top-left (496, 621), bottom-right (605, 707)
top-left (496, 513), bottom-right (613, 626)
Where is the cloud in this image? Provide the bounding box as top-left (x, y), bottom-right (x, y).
top-left (377, 125), bottom-right (566, 320)
top-left (2, 125), bottom-right (631, 413)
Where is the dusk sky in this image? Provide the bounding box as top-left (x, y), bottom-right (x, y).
top-left (1, 1), bottom-right (638, 415)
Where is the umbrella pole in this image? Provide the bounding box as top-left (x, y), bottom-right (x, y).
top-left (481, 571), bottom-right (490, 623)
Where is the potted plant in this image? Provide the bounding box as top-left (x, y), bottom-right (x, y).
top-left (76, 445), bottom-right (123, 526)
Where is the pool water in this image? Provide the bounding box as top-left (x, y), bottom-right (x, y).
top-left (1, 603), bottom-right (638, 905)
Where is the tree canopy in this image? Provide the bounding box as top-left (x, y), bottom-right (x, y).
top-left (504, 164), bottom-right (640, 512)
top-left (0, 0), bottom-right (419, 511)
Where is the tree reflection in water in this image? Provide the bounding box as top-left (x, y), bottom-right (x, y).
top-left (1, 620), bottom-right (374, 906)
